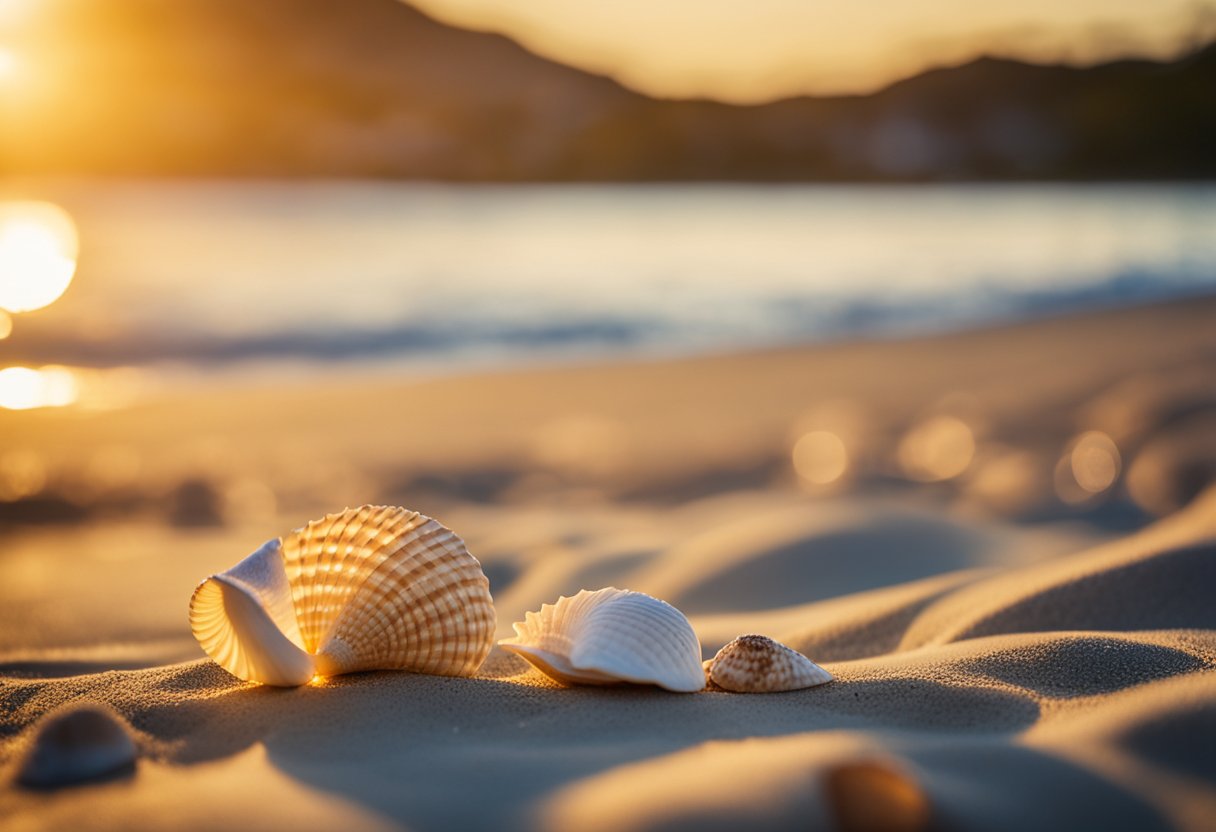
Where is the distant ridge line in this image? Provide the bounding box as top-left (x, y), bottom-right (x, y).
top-left (5, 0), bottom-right (1214, 180)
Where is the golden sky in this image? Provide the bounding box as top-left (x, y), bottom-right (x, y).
top-left (409, 0), bottom-right (1215, 102)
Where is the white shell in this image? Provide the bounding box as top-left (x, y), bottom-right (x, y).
top-left (707, 634), bottom-right (832, 692)
top-left (189, 505), bottom-right (495, 686)
top-left (17, 704), bottom-right (138, 788)
top-left (499, 588), bottom-right (705, 692)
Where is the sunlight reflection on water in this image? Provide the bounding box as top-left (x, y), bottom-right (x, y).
top-left (3, 182), bottom-right (1212, 379)
top-left (0, 365), bottom-right (76, 409)
top-left (0, 364), bottom-right (143, 411)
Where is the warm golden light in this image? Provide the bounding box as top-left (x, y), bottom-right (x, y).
top-left (0, 0), bottom-right (38, 25)
top-left (224, 477), bottom-right (279, 524)
top-left (0, 365), bottom-right (79, 410)
top-left (0, 46), bottom-right (18, 81)
top-left (792, 430), bottom-right (849, 486)
top-left (0, 309), bottom-right (11, 339)
top-left (0, 201), bottom-right (80, 313)
top-left (0, 448), bottom-right (46, 500)
top-left (531, 415), bottom-right (629, 478)
top-left (1055, 430), bottom-right (1121, 504)
top-left (411, 0), bottom-right (1210, 102)
top-left (60, 445), bottom-right (143, 504)
top-left (75, 366), bottom-right (144, 412)
top-left (966, 448), bottom-right (1040, 514)
top-left (898, 416), bottom-right (975, 482)
top-left (1124, 443), bottom-right (1177, 517)
top-left (1071, 431), bottom-right (1121, 493)
top-left (825, 760), bottom-right (931, 832)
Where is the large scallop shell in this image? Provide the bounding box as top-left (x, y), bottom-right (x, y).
top-left (499, 588), bottom-right (705, 692)
top-left (189, 505), bottom-right (495, 686)
top-left (706, 634), bottom-right (832, 692)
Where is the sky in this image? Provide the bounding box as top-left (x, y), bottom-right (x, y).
top-left (409, 0), bottom-right (1216, 102)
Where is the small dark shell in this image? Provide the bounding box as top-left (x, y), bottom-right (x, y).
top-left (824, 760), bottom-right (932, 832)
top-left (16, 704), bottom-right (137, 788)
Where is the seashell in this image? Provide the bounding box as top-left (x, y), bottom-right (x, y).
top-left (499, 588), bottom-right (705, 692)
top-left (824, 760), bottom-right (931, 832)
top-left (189, 505), bottom-right (495, 687)
top-left (17, 704), bottom-right (138, 788)
top-left (706, 634), bottom-right (832, 693)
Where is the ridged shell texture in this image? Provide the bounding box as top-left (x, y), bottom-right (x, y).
top-left (707, 634), bottom-right (832, 692)
top-left (190, 506), bottom-right (495, 686)
top-left (500, 588), bottom-right (705, 692)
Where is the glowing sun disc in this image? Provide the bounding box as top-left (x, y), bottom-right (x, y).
top-left (0, 201), bottom-right (80, 313)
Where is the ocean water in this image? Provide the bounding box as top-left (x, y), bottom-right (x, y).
top-left (7, 181), bottom-right (1216, 379)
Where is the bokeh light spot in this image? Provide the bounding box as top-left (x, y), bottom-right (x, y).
top-left (0, 365), bottom-right (79, 409)
top-left (0, 309), bottom-right (11, 339)
top-left (792, 430), bottom-right (849, 486)
top-left (1056, 430), bottom-right (1121, 504)
top-left (1071, 431), bottom-right (1121, 493)
top-left (0, 201), bottom-right (79, 313)
top-left (898, 416), bottom-right (975, 482)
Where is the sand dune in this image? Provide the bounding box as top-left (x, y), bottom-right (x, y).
top-left (2, 486), bottom-right (1212, 830)
top-left (2, 299), bottom-right (1215, 830)
top-left (899, 487), bottom-right (1216, 649)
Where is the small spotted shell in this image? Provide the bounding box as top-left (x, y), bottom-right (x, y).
top-left (189, 506), bottom-right (495, 686)
top-left (499, 588), bottom-right (705, 692)
top-left (706, 634), bottom-right (832, 692)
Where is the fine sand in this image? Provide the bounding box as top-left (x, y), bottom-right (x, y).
top-left (2, 296), bottom-right (1215, 831)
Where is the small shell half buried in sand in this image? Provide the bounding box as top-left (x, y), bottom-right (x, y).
top-left (500, 588), bottom-right (705, 692)
top-left (17, 704), bottom-right (138, 788)
top-left (706, 634), bottom-right (832, 692)
top-left (189, 506), bottom-right (495, 687)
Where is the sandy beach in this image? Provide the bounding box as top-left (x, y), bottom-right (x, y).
top-left (2, 295), bottom-right (1215, 831)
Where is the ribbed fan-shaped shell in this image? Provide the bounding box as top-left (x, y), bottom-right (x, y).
top-left (707, 634), bottom-right (832, 692)
top-left (499, 588), bottom-right (705, 692)
top-left (189, 506), bottom-right (495, 686)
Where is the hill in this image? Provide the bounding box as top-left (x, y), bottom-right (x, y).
top-left (4, 0), bottom-right (1214, 179)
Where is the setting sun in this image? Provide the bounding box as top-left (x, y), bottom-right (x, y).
top-left (0, 1), bottom-right (1213, 828)
top-left (0, 201), bottom-right (79, 313)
